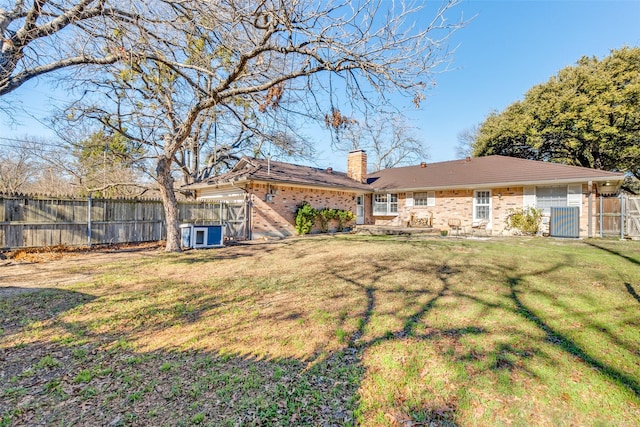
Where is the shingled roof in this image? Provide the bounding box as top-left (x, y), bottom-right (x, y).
top-left (192, 157), bottom-right (372, 191)
top-left (187, 155), bottom-right (625, 193)
top-left (367, 155), bottom-right (625, 191)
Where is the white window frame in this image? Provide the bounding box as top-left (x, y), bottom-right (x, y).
top-left (473, 190), bottom-right (491, 223)
top-left (535, 185), bottom-right (568, 215)
top-left (524, 184), bottom-right (583, 216)
top-left (405, 192), bottom-right (414, 207)
top-left (414, 191), bottom-right (435, 207)
top-left (373, 193), bottom-right (398, 216)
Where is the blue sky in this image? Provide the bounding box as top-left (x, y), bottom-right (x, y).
top-left (2, 0), bottom-right (640, 170)
top-left (412, 0), bottom-right (640, 163)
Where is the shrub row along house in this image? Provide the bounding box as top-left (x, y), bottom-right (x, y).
top-left (183, 151), bottom-right (624, 239)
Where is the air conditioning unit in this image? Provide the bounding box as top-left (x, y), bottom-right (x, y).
top-left (550, 207), bottom-right (580, 238)
top-left (180, 224), bottom-right (224, 248)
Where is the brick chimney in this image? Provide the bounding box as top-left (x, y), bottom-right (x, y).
top-left (347, 150), bottom-right (367, 183)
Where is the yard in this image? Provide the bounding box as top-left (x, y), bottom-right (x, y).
top-left (1, 235), bottom-right (639, 426)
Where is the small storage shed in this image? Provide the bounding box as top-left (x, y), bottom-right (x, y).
top-left (180, 224), bottom-right (224, 248)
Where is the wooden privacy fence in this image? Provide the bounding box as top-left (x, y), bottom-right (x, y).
top-left (0, 194), bottom-right (247, 249)
top-left (595, 195), bottom-right (640, 239)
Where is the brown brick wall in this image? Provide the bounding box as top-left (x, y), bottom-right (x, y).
top-left (370, 184), bottom-right (594, 236)
top-left (198, 182), bottom-right (597, 239)
top-left (247, 183), bottom-right (361, 239)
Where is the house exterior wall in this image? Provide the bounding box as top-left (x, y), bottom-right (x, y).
top-left (373, 190), bottom-right (476, 229)
top-left (371, 183), bottom-right (595, 236)
top-left (246, 183), bottom-right (362, 239)
top-left (197, 179), bottom-right (599, 239)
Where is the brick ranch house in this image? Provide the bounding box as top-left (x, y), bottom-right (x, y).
top-left (184, 151), bottom-right (624, 239)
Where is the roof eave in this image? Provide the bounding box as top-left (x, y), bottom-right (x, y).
top-left (184, 178), bottom-right (250, 190)
top-left (248, 178), bottom-right (372, 193)
top-left (373, 176), bottom-right (625, 192)
top-left (188, 177), bottom-right (371, 193)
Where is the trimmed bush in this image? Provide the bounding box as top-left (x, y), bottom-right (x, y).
top-left (504, 207), bottom-right (542, 235)
top-left (295, 202), bottom-right (318, 235)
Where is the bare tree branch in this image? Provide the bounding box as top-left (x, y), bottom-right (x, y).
top-left (0, 0), bottom-right (142, 96)
top-left (43, 0), bottom-right (466, 251)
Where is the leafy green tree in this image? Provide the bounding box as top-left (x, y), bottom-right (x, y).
top-left (70, 130), bottom-right (145, 197)
top-left (473, 47), bottom-right (640, 178)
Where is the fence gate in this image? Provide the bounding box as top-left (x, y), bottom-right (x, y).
top-left (627, 196), bottom-right (640, 238)
top-left (596, 196), bottom-right (622, 237)
top-left (223, 203), bottom-right (248, 240)
top-left (595, 195), bottom-right (640, 239)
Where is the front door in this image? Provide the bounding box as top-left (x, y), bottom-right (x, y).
top-left (356, 195), bottom-right (365, 225)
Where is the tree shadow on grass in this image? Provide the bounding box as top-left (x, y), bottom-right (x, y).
top-left (323, 258), bottom-right (473, 426)
top-left (585, 241), bottom-right (640, 266)
top-left (0, 287), bottom-right (96, 339)
top-left (508, 276), bottom-right (640, 398)
top-left (1, 339), bottom-right (364, 426)
top-left (625, 283), bottom-right (640, 304)
top-left (3, 238), bottom-right (639, 426)
top-left (585, 242), bottom-right (640, 304)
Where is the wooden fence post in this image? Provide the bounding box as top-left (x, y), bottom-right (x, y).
top-left (87, 194), bottom-right (92, 246)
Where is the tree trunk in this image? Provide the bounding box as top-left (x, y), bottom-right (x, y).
top-left (156, 156), bottom-right (182, 252)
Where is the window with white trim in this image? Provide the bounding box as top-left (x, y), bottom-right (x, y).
top-left (474, 190), bottom-right (491, 221)
top-left (414, 191), bottom-right (435, 207)
top-left (405, 192), bottom-right (414, 207)
top-left (535, 186), bottom-right (567, 215)
top-left (373, 193), bottom-right (398, 216)
top-left (524, 185), bottom-right (583, 215)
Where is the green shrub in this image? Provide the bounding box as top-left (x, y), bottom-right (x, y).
top-left (336, 209), bottom-right (355, 231)
top-left (504, 207), bottom-right (542, 235)
top-left (295, 202), bottom-right (318, 235)
top-left (295, 203), bottom-right (355, 235)
top-left (317, 208), bottom-right (337, 232)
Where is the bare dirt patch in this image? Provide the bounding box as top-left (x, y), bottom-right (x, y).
top-left (0, 242), bottom-right (164, 295)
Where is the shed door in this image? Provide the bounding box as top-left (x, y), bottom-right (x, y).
top-left (356, 195), bottom-right (365, 225)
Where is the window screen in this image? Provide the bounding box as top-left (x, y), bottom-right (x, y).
top-left (536, 186), bottom-right (567, 215)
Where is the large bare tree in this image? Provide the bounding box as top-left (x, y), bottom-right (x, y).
top-left (3, 0), bottom-right (465, 251)
top-left (0, 139), bottom-right (36, 193)
top-left (67, 0), bottom-right (464, 251)
top-left (0, 0), bottom-right (144, 96)
top-left (455, 123), bottom-right (479, 159)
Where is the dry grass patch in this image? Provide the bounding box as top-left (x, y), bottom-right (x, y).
top-left (1, 235), bottom-right (639, 426)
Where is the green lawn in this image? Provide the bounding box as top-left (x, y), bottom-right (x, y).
top-left (1, 236), bottom-right (639, 426)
